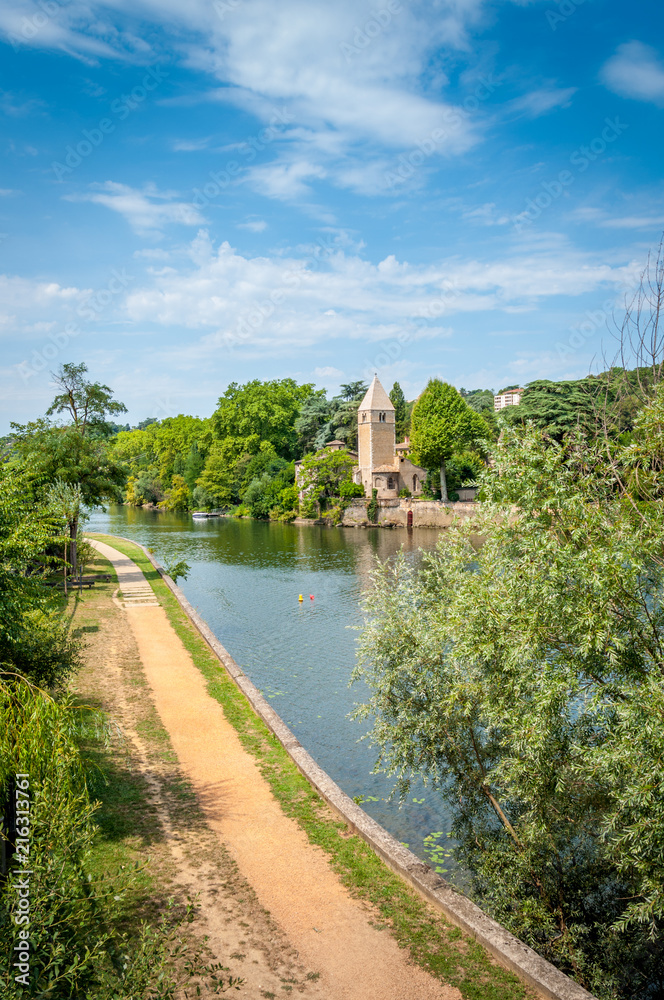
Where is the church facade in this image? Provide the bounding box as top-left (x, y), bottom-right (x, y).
top-left (353, 376), bottom-right (427, 499)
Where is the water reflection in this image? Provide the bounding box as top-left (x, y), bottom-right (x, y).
top-left (88, 506), bottom-right (460, 874)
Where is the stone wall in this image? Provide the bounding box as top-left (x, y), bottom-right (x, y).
top-left (341, 498), bottom-right (478, 528)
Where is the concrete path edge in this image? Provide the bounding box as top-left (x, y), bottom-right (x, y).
top-left (105, 535), bottom-right (596, 1000)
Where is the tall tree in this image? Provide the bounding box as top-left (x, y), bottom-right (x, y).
top-left (10, 421), bottom-right (126, 572)
top-left (410, 380), bottom-right (486, 500)
top-left (294, 391), bottom-right (331, 453)
top-left (10, 365), bottom-right (127, 573)
top-left (46, 362), bottom-right (127, 436)
top-left (389, 382), bottom-right (408, 439)
top-left (339, 381), bottom-right (368, 402)
top-left (213, 379), bottom-right (315, 458)
top-left (46, 479), bottom-right (83, 594)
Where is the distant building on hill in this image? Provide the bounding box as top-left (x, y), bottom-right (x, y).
top-left (494, 387), bottom-right (524, 411)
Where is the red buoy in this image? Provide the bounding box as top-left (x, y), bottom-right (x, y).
top-left (310, 594), bottom-right (314, 600)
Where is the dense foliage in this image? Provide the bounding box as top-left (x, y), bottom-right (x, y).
top-left (297, 447), bottom-right (364, 520)
top-left (355, 392), bottom-right (664, 997)
top-left (0, 465), bottom-right (80, 687)
top-left (212, 378), bottom-right (315, 459)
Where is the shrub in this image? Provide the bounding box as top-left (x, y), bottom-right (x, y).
top-left (339, 479), bottom-right (365, 499)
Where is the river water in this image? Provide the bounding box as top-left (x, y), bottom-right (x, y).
top-left (88, 506), bottom-right (459, 874)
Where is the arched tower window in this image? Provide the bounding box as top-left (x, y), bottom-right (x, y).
top-left (362, 412), bottom-right (366, 421)
top-left (379, 411), bottom-right (385, 422)
top-left (412, 475), bottom-right (418, 492)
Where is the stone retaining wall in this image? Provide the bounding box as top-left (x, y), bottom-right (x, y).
top-left (342, 497), bottom-right (478, 528)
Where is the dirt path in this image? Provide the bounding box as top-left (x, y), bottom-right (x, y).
top-left (89, 539), bottom-right (459, 1000)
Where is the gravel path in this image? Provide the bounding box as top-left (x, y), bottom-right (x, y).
top-left (89, 538), bottom-right (459, 1000)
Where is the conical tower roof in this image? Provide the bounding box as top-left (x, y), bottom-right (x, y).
top-left (358, 375), bottom-right (394, 412)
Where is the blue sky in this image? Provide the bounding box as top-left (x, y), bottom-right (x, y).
top-left (1, 0), bottom-right (663, 430)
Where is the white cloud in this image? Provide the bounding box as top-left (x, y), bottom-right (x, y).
top-left (237, 219), bottom-right (268, 232)
top-left (314, 366), bottom-right (343, 377)
top-left (172, 137), bottom-right (212, 152)
top-left (247, 160), bottom-right (327, 201)
top-left (601, 41), bottom-right (664, 106)
top-left (121, 232), bottom-right (637, 360)
top-left (462, 202), bottom-right (511, 226)
top-left (509, 86), bottom-right (576, 118)
top-left (0, 0), bottom-right (494, 200)
top-left (64, 181), bottom-right (207, 236)
top-left (599, 215), bottom-right (664, 230)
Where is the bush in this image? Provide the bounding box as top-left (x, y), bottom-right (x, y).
top-left (0, 606), bottom-right (81, 689)
top-left (339, 479), bottom-right (365, 499)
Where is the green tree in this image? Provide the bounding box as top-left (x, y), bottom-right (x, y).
top-left (213, 379), bottom-right (315, 459)
top-left (354, 418), bottom-right (664, 996)
top-left (294, 391), bottom-right (332, 453)
top-left (297, 448), bottom-right (358, 511)
top-left (389, 382), bottom-right (408, 440)
top-left (10, 365), bottom-right (127, 572)
top-left (183, 441), bottom-right (205, 492)
top-left (46, 362), bottom-right (127, 436)
top-left (410, 380), bottom-right (486, 500)
top-left (46, 479), bottom-right (84, 594)
top-left (10, 421), bottom-right (125, 572)
top-left (339, 381), bottom-right (368, 401)
top-left (159, 474), bottom-right (190, 512)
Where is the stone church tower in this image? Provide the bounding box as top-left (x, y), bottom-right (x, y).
top-left (357, 376), bottom-right (396, 495)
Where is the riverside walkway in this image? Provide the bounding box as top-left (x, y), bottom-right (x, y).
top-left (89, 538), bottom-right (458, 1000)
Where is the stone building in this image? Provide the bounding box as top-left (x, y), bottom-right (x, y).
top-left (354, 376), bottom-right (427, 499)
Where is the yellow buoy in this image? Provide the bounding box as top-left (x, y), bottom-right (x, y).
top-left (298, 594), bottom-right (303, 602)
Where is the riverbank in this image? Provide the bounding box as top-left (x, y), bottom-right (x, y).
top-left (86, 533), bottom-right (536, 1000)
top-left (126, 497), bottom-right (479, 529)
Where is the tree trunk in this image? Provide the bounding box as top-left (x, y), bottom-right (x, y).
top-left (440, 461), bottom-right (448, 502)
top-left (68, 517), bottom-right (78, 577)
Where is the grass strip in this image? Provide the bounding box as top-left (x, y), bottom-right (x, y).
top-left (89, 533), bottom-right (531, 1000)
